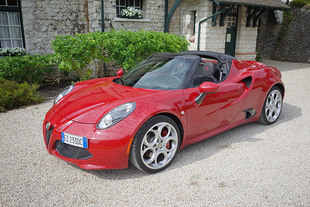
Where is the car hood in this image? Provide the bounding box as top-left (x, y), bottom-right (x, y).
top-left (53, 77), bottom-right (160, 124)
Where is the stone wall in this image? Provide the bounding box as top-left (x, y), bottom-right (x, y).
top-left (22, 0), bottom-right (90, 55)
top-left (88, 0), bottom-right (102, 32)
top-left (103, 0), bottom-right (164, 32)
top-left (21, 0), bottom-right (167, 55)
top-left (235, 6), bottom-right (258, 60)
top-left (168, 2), bottom-right (257, 60)
top-left (257, 7), bottom-right (310, 63)
top-left (256, 11), bottom-right (281, 59)
top-left (21, 0), bottom-right (260, 61)
top-left (202, 2), bottom-right (226, 53)
top-left (169, 0), bottom-right (226, 52)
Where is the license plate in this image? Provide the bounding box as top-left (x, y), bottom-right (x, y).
top-left (61, 132), bottom-right (88, 148)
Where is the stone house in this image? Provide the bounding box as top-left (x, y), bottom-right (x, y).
top-left (0, 0), bottom-right (289, 60)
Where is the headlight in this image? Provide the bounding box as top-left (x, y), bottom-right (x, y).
top-left (54, 85), bottom-right (75, 105)
top-left (97, 102), bottom-right (136, 129)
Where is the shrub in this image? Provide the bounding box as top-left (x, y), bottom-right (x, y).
top-left (290, 0), bottom-right (310, 7)
top-left (52, 30), bottom-right (189, 76)
top-left (104, 30), bottom-right (190, 70)
top-left (0, 54), bottom-right (56, 84)
top-left (255, 51), bottom-right (262, 62)
top-left (0, 78), bottom-right (43, 112)
top-left (0, 47), bottom-right (26, 56)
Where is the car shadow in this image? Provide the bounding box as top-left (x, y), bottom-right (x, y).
top-left (84, 102), bottom-right (301, 180)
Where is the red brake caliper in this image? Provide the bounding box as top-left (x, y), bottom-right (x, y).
top-left (161, 128), bottom-right (170, 149)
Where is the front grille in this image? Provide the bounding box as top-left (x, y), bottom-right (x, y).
top-left (55, 141), bottom-right (93, 160)
top-left (45, 126), bottom-right (54, 147)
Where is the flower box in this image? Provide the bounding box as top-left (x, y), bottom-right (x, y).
top-left (121, 7), bottom-right (143, 19)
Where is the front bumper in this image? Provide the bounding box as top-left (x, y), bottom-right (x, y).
top-left (43, 109), bottom-right (135, 169)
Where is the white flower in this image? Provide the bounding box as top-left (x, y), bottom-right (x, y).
top-left (0, 47), bottom-right (26, 56)
top-left (121, 7), bottom-right (143, 18)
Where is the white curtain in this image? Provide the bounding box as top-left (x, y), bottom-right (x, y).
top-left (1, 40), bottom-right (11, 48)
top-left (10, 26), bottom-right (21, 38)
top-left (12, 40), bottom-right (22, 48)
top-left (0, 12), bottom-right (8, 25)
top-left (0, 12), bottom-right (22, 48)
top-left (0, 26), bottom-right (9, 38)
top-left (8, 13), bottom-right (20, 25)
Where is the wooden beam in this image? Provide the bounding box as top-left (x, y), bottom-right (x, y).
top-left (252, 8), bottom-right (267, 27)
top-left (246, 7), bottom-right (260, 27)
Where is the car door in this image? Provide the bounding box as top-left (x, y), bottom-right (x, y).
top-left (184, 80), bottom-right (246, 140)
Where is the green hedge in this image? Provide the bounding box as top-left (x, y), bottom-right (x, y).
top-left (0, 31), bottom-right (189, 85)
top-left (0, 54), bottom-right (56, 84)
top-left (1, 31), bottom-right (189, 84)
top-left (0, 78), bottom-right (43, 112)
top-left (52, 30), bottom-right (189, 73)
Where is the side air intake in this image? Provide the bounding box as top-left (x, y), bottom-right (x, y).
top-left (243, 108), bottom-right (256, 119)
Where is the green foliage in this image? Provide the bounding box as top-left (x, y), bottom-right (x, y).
top-left (290, 0), bottom-right (310, 7)
top-left (0, 78), bottom-right (43, 112)
top-left (0, 54), bottom-right (56, 84)
top-left (52, 30), bottom-right (189, 75)
top-left (0, 47), bottom-right (26, 56)
top-left (255, 51), bottom-right (262, 62)
top-left (277, 10), bottom-right (295, 44)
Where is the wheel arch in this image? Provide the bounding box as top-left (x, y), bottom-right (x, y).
top-left (273, 83), bottom-right (285, 97)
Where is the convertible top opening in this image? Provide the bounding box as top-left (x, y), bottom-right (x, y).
top-left (115, 51), bottom-right (235, 90)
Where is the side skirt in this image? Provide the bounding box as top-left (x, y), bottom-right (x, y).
top-left (180, 117), bottom-right (257, 149)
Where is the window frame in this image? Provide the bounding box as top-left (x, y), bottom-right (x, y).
top-left (0, 0), bottom-right (25, 49)
top-left (116, 0), bottom-right (143, 18)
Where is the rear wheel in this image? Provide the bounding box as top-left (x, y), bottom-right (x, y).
top-left (130, 115), bottom-right (180, 173)
top-left (259, 86), bottom-right (283, 125)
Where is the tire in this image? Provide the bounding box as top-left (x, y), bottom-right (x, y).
top-left (259, 86), bottom-right (283, 125)
top-left (129, 115), bottom-right (180, 173)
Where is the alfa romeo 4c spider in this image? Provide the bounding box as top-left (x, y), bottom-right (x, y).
top-left (43, 51), bottom-right (284, 173)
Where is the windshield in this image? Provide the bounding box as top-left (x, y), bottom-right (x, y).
top-left (116, 55), bottom-right (194, 90)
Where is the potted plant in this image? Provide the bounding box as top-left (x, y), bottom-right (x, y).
top-left (121, 7), bottom-right (143, 19)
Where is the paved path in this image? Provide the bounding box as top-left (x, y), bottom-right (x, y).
top-left (1, 60), bottom-right (309, 206)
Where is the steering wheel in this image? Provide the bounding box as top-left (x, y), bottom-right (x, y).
top-left (168, 75), bottom-right (182, 88)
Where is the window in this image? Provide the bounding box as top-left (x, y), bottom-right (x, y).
top-left (116, 0), bottom-right (142, 17)
top-left (227, 16), bottom-right (236, 27)
top-left (0, 0), bottom-right (24, 48)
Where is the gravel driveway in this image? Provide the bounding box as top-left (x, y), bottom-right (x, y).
top-left (1, 60), bottom-right (309, 206)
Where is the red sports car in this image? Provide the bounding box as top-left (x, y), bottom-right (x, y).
top-left (43, 51), bottom-right (284, 173)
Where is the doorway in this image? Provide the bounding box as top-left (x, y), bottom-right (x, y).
top-left (225, 8), bottom-right (238, 56)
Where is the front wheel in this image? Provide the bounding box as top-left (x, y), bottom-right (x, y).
top-left (129, 115), bottom-right (180, 173)
top-left (259, 86), bottom-right (283, 125)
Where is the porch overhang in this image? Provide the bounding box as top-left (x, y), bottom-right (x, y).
top-left (214, 0), bottom-right (290, 10)
top-left (164, 0), bottom-right (289, 32)
top-left (211, 0), bottom-right (290, 27)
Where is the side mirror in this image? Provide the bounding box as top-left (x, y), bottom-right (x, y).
top-left (199, 82), bottom-right (219, 94)
top-left (196, 82), bottom-right (219, 105)
top-left (117, 68), bottom-right (124, 77)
